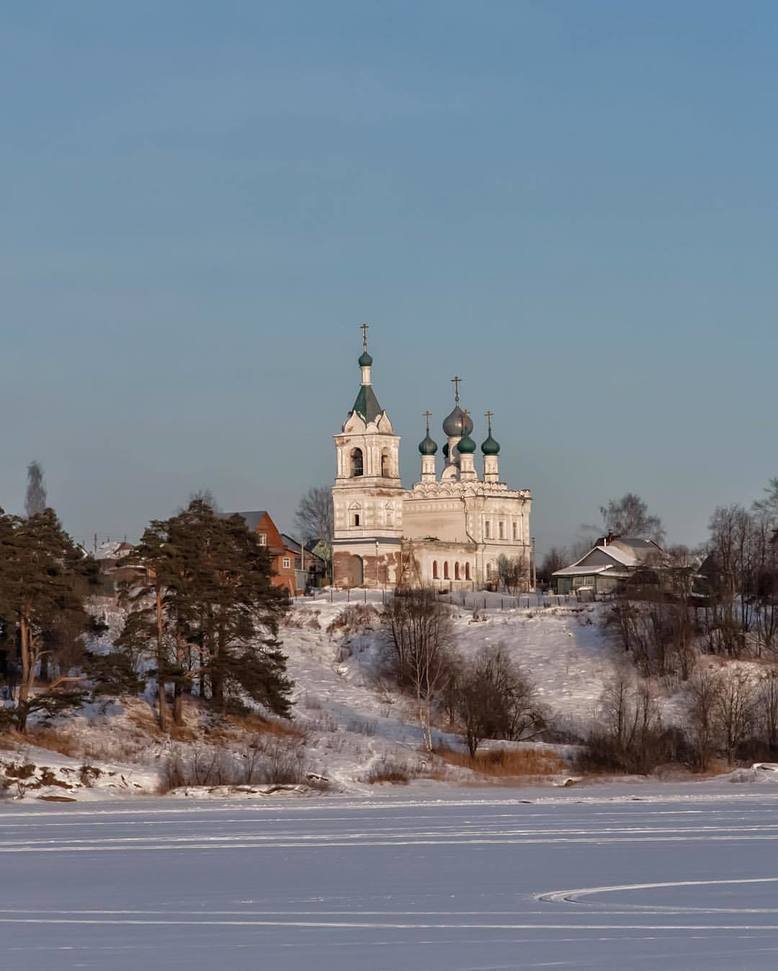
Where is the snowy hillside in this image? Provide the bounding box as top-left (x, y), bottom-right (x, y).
top-left (0, 594), bottom-right (683, 801)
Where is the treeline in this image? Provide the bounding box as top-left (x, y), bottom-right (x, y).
top-left (0, 498), bottom-right (293, 735)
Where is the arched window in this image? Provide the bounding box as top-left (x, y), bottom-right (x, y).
top-left (381, 448), bottom-right (390, 478)
top-left (351, 447), bottom-right (364, 477)
top-left (432, 560), bottom-right (439, 580)
top-left (444, 561), bottom-right (450, 580)
top-left (349, 503), bottom-right (361, 527)
top-left (465, 562), bottom-right (471, 581)
top-left (454, 562), bottom-right (460, 580)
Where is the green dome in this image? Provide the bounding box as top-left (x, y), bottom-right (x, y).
top-left (419, 434), bottom-right (438, 456)
top-left (481, 433), bottom-right (500, 455)
top-left (457, 433), bottom-right (476, 454)
top-left (358, 350), bottom-right (373, 367)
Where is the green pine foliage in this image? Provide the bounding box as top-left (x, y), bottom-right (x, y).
top-left (0, 508), bottom-right (93, 732)
top-left (116, 498), bottom-right (293, 728)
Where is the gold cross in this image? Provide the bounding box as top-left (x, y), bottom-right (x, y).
top-left (451, 375), bottom-right (462, 403)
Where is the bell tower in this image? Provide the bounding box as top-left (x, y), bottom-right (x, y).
top-left (331, 326), bottom-right (404, 588)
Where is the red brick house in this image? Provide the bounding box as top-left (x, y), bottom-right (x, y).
top-left (225, 510), bottom-right (298, 596)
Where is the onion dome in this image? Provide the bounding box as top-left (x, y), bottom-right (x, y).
top-left (442, 406), bottom-right (473, 438)
top-left (358, 350), bottom-right (373, 367)
top-left (481, 432), bottom-right (500, 455)
top-left (481, 411), bottom-right (500, 455)
top-left (419, 433), bottom-right (438, 455)
top-left (457, 432), bottom-right (476, 454)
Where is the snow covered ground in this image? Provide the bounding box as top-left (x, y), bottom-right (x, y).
top-left (2, 783), bottom-right (778, 969)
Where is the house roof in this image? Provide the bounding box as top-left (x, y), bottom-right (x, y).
top-left (280, 533), bottom-right (326, 563)
top-left (553, 536), bottom-right (665, 577)
top-left (94, 540), bottom-right (134, 561)
top-left (222, 511), bottom-right (268, 533)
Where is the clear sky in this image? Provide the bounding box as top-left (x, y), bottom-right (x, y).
top-left (2, 1), bottom-right (777, 555)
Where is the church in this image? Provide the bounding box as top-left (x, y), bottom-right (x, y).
top-left (331, 328), bottom-right (533, 590)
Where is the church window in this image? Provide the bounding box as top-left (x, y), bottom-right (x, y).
top-left (349, 503), bottom-right (361, 527)
top-left (485, 521), bottom-right (491, 539)
top-left (499, 521), bottom-right (505, 540)
top-left (454, 562), bottom-right (460, 580)
top-left (381, 448), bottom-right (390, 477)
top-left (513, 521), bottom-right (519, 541)
top-left (432, 560), bottom-right (439, 579)
top-left (444, 561), bottom-right (450, 580)
top-left (385, 502), bottom-right (394, 526)
top-left (465, 562), bottom-right (471, 581)
top-left (351, 448), bottom-right (364, 477)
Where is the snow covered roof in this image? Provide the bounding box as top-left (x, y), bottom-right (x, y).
top-left (553, 536), bottom-right (664, 577)
top-left (94, 541), bottom-right (133, 561)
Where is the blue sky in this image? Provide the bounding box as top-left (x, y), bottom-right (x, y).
top-left (2, 1), bottom-right (777, 554)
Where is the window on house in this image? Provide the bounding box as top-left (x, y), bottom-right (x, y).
top-left (499, 521), bottom-right (505, 540)
top-left (432, 560), bottom-right (439, 579)
top-left (282, 557), bottom-right (291, 570)
top-left (258, 533), bottom-right (267, 547)
top-left (485, 521), bottom-right (491, 539)
top-left (444, 561), bottom-right (450, 580)
top-left (351, 447), bottom-right (364, 477)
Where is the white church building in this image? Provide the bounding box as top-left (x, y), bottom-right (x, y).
top-left (331, 330), bottom-right (533, 590)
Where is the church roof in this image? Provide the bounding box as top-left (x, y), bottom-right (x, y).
top-left (352, 384), bottom-right (383, 424)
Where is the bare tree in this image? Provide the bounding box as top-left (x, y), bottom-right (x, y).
top-left (383, 588), bottom-right (454, 750)
top-left (599, 493), bottom-right (665, 544)
top-left (715, 668), bottom-right (756, 764)
top-left (705, 505), bottom-right (755, 655)
top-left (760, 667), bottom-right (778, 751)
top-left (585, 673), bottom-right (667, 774)
top-left (456, 645), bottom-right (543, 757)
top-left (25, 461), bottom-right (47, 518)
top-left (537, 546), bottom-right (569, 587)
top-left (753, 477), bottom-right (778, 529)
top-left (294, 486), bottom-right (334, 575)
top-left (685, 670), bottom-right (722, 770)
top-left (496, 553), bottom-right (530, 595)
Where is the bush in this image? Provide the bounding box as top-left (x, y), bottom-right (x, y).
top-left (362, 757), bottom-right (412, 784)
top-left (160, 737), bottom-right (306, 792)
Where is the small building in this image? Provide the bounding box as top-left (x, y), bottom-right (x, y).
top-left (280, 533), bottom-right (328, 592)
top-left (552, 536), bottom-right (665, 596)
top-left (93, 540), bottom-right (139, 593)
top-left (224, 511), bottom-right (298, 596)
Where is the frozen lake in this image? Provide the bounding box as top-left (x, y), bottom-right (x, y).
top-left (2, 782), bottom-right (778, 969)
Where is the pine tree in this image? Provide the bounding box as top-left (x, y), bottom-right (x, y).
top-left (117, 499), bottom-right (293, 729)
top-left (0, 509), bottom-right (90, 731)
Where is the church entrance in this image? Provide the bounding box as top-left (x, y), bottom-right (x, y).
top-left (346, 554), bottom-right (364, 587)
